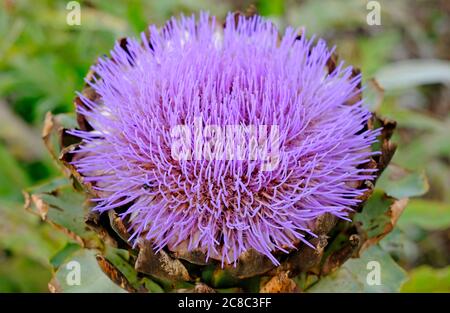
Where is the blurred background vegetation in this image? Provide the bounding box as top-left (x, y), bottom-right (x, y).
top-left (0, 0), bottom-right (449, 292)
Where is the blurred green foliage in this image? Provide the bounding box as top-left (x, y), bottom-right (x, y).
top-left (0, 0), bottom-right (449, 292)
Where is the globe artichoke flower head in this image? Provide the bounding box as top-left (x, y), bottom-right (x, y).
top-left (70, 12), bottom-right (381, 267)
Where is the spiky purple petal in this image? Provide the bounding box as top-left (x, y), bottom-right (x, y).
top-left (70, 13), bottom-right (380, 265)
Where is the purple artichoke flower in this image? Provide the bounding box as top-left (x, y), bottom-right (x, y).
top-left (70, 12), bottom-right (380, 266)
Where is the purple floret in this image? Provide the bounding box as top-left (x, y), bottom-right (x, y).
top-left (70, 12), bottom-right (380, 266)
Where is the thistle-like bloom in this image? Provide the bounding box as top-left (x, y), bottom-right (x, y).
top-left (71, 13), bottom-right (380, 266)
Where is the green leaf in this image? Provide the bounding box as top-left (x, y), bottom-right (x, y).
top-left (376, 165), bottom-right (429, 199)
top-left (401, 266), bottom-right (450, 293)
top-left (50, 242), bottom-right (81, 268)
top-left (398, 199), bottom-right (450, 231)
top-left (25, 176), bottom-right (69, 194)
top-left (354, 189), bottom-right (407, 250)
top-left (50, 249), bottom-right (126, 293)
top-left (38, 188), bottom-right (87, 237)
top-left (104, 247), bottom-right (164, 292)
top-left (24, 178), bottom-right (100, 246)
top-left (141, 278), bottom-right (164, 293)
top-left (307, 245), bottom-right (407, 292)
top-left (42, 112), bottom-right (78, 161)
top-left (355, 190), bottom-right (394, 238)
